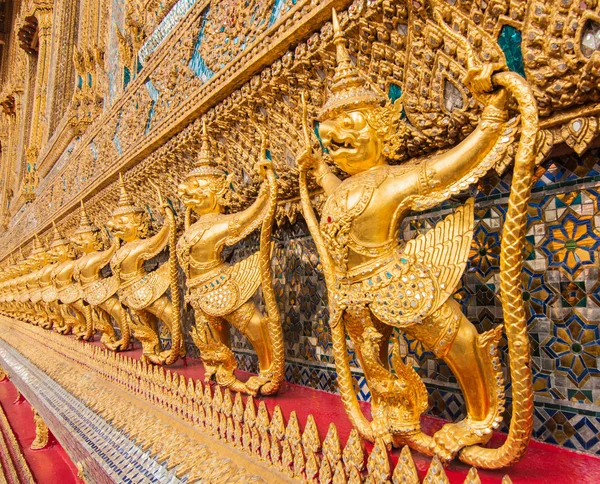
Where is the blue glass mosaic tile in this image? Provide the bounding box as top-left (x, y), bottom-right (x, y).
top-left (189, 9), bottom-right (214, 82)
top-left (138, 0), bottom-right (199, 65)
top-left (498, 25), bottom-right (526, 78)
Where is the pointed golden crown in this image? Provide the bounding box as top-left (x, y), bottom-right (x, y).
top-left (50, 221), bottom-right (70, 248)
top-left (112, 173), bottom-right (144, 217)
top-left (31, 234), bottom-right (46, 255)
top-left (318, 9), bottom-right (386, 120)
top-left (187, 121), bottom-right (226, 179)
top-left (74, 200), bottom-right (100, 235)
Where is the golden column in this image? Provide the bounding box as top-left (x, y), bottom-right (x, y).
top-left (24, 2), bottom-right (54, 186)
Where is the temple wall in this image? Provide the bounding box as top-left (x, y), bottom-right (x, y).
top-left (1, 0), bottom-right (600, 463)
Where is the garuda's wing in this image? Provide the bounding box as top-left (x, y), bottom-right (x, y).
top-left (403, 198), bottom-right (474, 313)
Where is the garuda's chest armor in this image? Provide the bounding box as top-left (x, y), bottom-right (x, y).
top-left (177, 216), bottom-right (261, 318)
top-left (111, 241), bottom-right (169, 311)
top-left (75, 254), bottom-right (119, 307)
top-left (320, 168), bottom-right (437, 328)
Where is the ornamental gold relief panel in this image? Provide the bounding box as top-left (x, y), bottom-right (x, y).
top-left (4, 0), bottom-right (600, 257)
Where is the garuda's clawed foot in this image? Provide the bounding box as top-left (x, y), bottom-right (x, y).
top-left (75, 330), bottom-right (93, 341)
top-left (142, 352), bottom-right (165, 365)
top-left (432, 419), bottom-right (493, 463)
top-left (104, 338), bottom-right (124, 351)
top-left (245, 371), bottom-right (277, 396)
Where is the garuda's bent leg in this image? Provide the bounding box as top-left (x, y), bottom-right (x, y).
top-left (146, 295), bottom-right (186, 360)
top-left (343, 306), bottom-right (426, 442)
top-left (224, 301), bottom-right (275, 393)
top-left (405, 298), bottom-right (504, 462)
top-left (129, 308), bottom-right (161, 364)
top-left (100, 296), bottom-right (131, 351)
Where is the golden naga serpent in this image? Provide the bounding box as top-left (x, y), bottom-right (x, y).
top-left (299, 51), bottom-right (539, 467)
top-left (256, 152), bottom-right (284, 395)
top-left (156, 188), bottom-right (183, 366)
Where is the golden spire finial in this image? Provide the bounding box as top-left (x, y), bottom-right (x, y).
top-left (187, 120), bottom-right (224, 178)
top-left (112, 173), bottom-right (143, 216)
top-left (31, 233), bottom-right (45, 255)
top-left (74, 200), bottom-right (99, 235)
top-left (50, 221), bottom-right (70, 248)
top-left (318, 8), bottom-right (386, 120)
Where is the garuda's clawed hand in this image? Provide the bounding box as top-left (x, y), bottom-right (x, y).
top-left (463, 55), bottom-right (508, 108)
top-left (254, 159), bottom-right (273, 180)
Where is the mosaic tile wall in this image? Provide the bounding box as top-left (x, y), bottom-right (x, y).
top-left (189, 147), bottom-right (600, 454)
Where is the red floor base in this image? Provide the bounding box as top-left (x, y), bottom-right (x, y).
top-left (0, 378), bottom-right (80, 484)
top-left (86, 337), bottom-right (600, 484)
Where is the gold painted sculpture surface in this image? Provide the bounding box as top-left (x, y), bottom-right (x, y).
top-left (24, 236), bottom-right (48, 326)
top-left (49, 223), bottom-right (93, 340)
top-left (107, 174), bottom-right (184, 365)
top-left (37, 234), bottom-right (67, 331)
top-left (72, 202), bottom-right (130, 350)
top-left (176, 124), bottom-right (283, 395)
top-left (297, 9), bottom-right (538, 468)
top-left (30, 409), bottom-right (50, 450)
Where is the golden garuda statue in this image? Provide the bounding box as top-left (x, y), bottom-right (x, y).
top-left (106, 174), bottom-right (184, 365)
top-left (49, 223), bottom-right (94, 340)
top-left (11, 243), bottom-right (41, 325)
top-left (24, 235), bottom-right (49, 326)
top-left (8, 248), bottom-right (39, 325)
top-left (37, 232), bottom-right (67, 331)
top-left (176, 123), bottom-right (283, 396)
top-left (297, 8), bottom-right (538, 468)
top-left (72, 201), bottom-right (131, 351)
top-left (13, 248), bottom-right (33, 323)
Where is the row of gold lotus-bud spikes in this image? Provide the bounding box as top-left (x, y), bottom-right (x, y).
top-left (41, 327), bottom-right (511, 484)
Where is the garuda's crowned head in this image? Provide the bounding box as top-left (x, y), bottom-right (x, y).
top-left (106, 174), bottom-right (149, 242)
top-left (49, 222), bottom-right (73, 262)
top-left (178, 121), bottom-right (232, 216)
top-left (317, 9), bottom-right (401, 175)
top-left (71, 201), bottom-right (102, 253)
top-left (28, 234), bottom-right (48, 268)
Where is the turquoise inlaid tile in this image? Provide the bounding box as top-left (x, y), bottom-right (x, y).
top-left (388, 83), bottom-right (402, 102)
top-left (313, 121), bottom-right (329, 153)
top-left (189, 8), bottom-right (214, 82)
top-left (123, 66), bottom-right (131, 89)
top-left (498, 25), bottom-right (526, 78)
top-left (144, 79), bottom-right (159, 133)
top-left (138, 0), bottom-right (199, 65)
top-left (269, 0), bottom-right (294, 26)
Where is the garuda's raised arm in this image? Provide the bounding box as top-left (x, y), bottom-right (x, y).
top-left (224, 159), bottom-right (277, 247)
top-left (410, 63), bottom-right (509, 207)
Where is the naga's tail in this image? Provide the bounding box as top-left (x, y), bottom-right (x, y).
top-left (460, 71), bottom-right (538, 468)
top-left (298, 169), bottom-right (375, 441)
top-left (257, 165), bottom-right (284, 395)
top-left (163, 207), bottom-right (182, 365)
